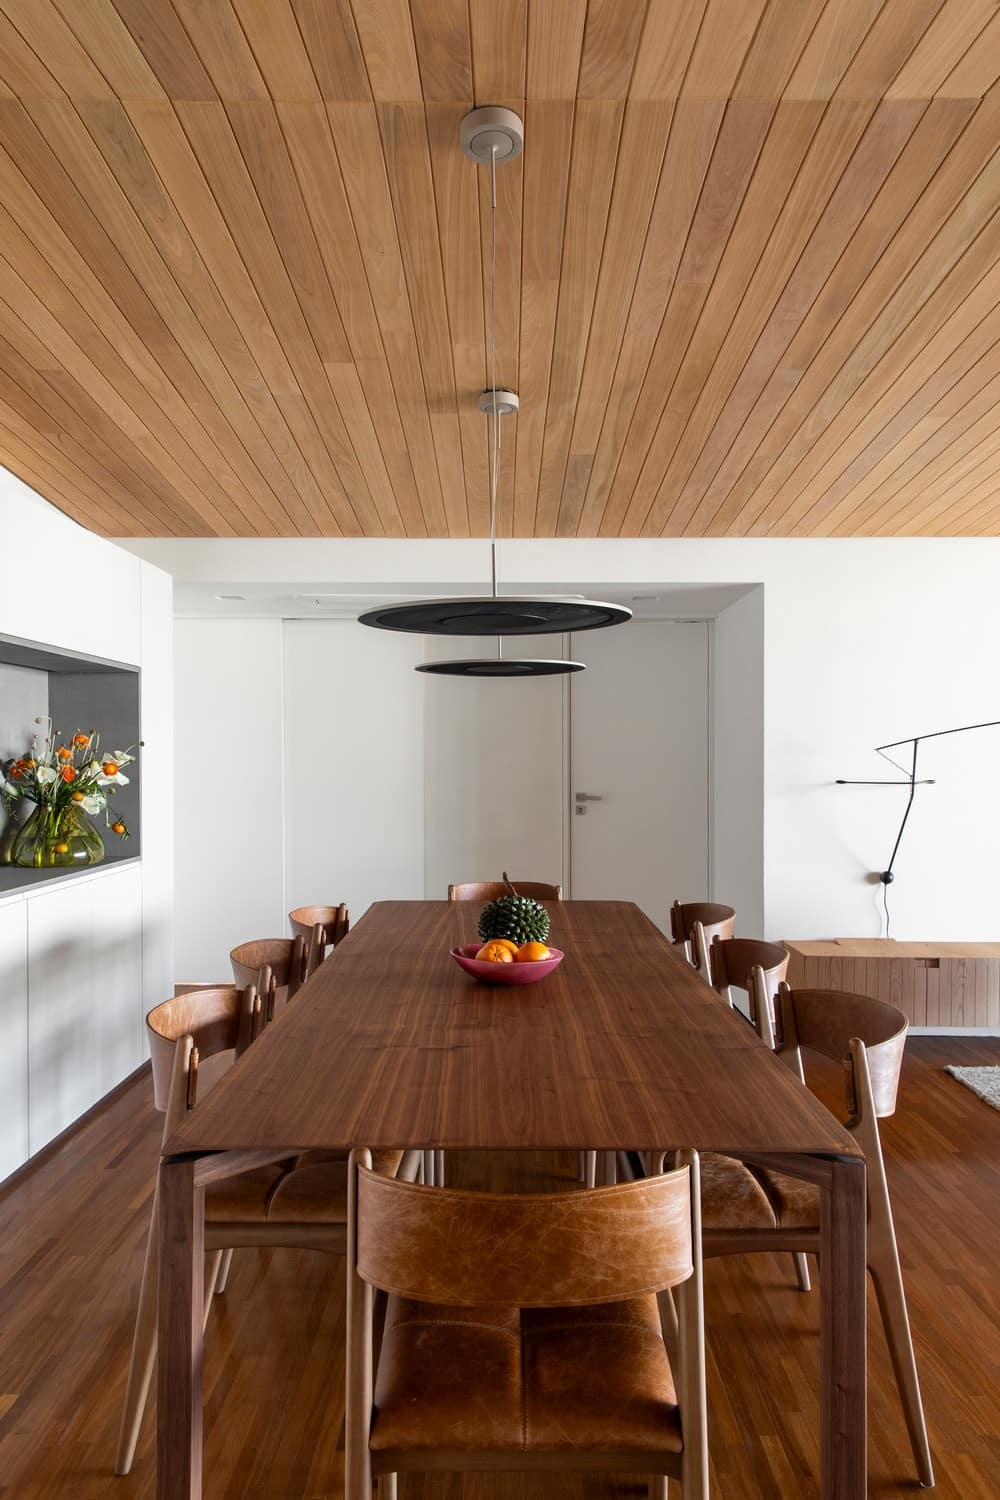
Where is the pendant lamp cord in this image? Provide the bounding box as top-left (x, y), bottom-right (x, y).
top-left (489, 144), bottom-right (502, 656)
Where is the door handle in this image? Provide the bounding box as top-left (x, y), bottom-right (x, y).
top-left (575, 792), bottom-right (603, 802)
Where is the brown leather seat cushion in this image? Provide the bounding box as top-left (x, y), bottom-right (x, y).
top-left (699, 1153), bottom-right (819, 1233)
top-left (371, 1294), bottom-right (681, 1455)
top-left (206, 1151), bottom-right (404, 1226)
top-left (699, 1152), bottom-right (777, 1230)
top-left (753, 1166), bottom-right (820, 1228)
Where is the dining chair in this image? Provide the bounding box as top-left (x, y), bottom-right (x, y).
top-left (230, 934), bottom-right (310, 1022)
top-left (345, 1150), bottom-right (708, 1500)
top-left (692, 931), bottom-right (809, 1289)
top-left (697, 931), bottom-right (789, 1022)
top-left (698, 983), bottom-right (933, 1488)
top-left (289, 903), bottom-right (350, 969)
top-left (448, 879), bottom-right (563, 901)
top-left (115, 986), bottom-right (414, 1476)
top-left (670, 901), bottom-right (735, 964)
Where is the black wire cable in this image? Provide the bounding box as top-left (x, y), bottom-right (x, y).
top-left (882, 879), bottom-right (891, 939)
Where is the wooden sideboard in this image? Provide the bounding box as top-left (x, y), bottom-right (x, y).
top-left (785, 939), bottom-right (1000, 1029)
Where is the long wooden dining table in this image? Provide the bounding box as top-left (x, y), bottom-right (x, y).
top-left (155, 900), bottom-right (867, 1499)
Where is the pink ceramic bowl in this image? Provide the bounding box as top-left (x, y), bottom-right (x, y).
top-left (451, 943), bottom-right (564, 986)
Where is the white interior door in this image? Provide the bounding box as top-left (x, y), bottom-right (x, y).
top-left (570, 620), bottom-right (709, 933)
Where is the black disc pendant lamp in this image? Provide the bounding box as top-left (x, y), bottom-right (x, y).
top-left (358, 107), bottom-right (631, 676)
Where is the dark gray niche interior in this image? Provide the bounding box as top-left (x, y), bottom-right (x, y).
top-left (0, 633), bottom-right (141, 893)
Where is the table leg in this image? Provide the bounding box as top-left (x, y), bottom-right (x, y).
top-left (157, 1156), bottom-right (205, 1500)
top-left (821, 1155), bottom-right (867, 1500)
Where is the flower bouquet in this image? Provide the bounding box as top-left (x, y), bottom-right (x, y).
top-left (1, 717), bottom-right (134, 868)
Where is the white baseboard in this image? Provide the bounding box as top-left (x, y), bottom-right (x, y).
top-left (908, 1026), bottom-right (1000, 1037)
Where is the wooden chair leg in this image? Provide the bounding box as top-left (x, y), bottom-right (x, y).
top-left (215, 1247), bottom-right (234, 1294)
top-left (868, 1252), bottom-right (934, 1486)
top-left (577, 1149), bottom-right (586, 1182)
top-left (379, 1475), bottom-right (398, 1499)
top-left (793, 1251), bottom-right (812, 1291)
top-left (115, 1194), bottom-right (159, 1475)
top-left (600, 1149), bottom-right (617, 1186)
top-left (434, 1149), bottom-right (445, 1186)
top-left (584, 1149), bottom-right (597, 1189)
top-left (648, 1478), bottom-right (668, 1499)
top-left (203, 1250), bottom-right (223, 1329)
top-left (422, 1149), bottom-right (435, 1186)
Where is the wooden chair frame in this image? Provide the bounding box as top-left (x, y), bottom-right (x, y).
top-left (289, 903), bottom-right (350, 969)
top-left (669, 900), bottom-right (735, 953)
top-left (448, 880), bottom-right (562, 902)
top-left (702, 983), bottom-right (933, 1488)
top-left (345, 1151), bottom-right (708, 1500)
top-left (230, 935), bottom-right (309, 1023)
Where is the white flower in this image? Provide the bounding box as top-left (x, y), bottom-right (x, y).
top-left (80, 793), bottom-right (104, 815)
top-left (2, 777), bottom-right (22, 797)
top-left (110, 749), bottom-right (135, 766)
top-left (97, 769), bottom-right (129, 787)
top-left (89, 759), bottom-right (102, 776)
top-left (36, 766), bottom-right (57, 786)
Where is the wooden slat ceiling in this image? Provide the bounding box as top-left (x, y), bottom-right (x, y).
top-left (2, 2), bottom-right (1000, 538)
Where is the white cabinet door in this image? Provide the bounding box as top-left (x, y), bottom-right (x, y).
top-left (92, 866), bottom-right (143, 1096)
top-left (27, 880), bottom-right (97, 1154)
top-left (0, 901), bottom-right (29, 1179)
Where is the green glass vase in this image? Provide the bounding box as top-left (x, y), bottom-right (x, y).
top-left (10, 802), bottom-right (105, 868)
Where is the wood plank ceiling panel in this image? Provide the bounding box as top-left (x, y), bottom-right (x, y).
top-left (0, 0), bottom-right (999, 536)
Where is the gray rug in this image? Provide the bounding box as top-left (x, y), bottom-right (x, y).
top-left (946, 1065), bottom-right (1000, 1111)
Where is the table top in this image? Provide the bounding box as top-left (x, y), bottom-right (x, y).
top-left (165, 901), bottom-right (859, 1160)
top-left (787, 938), bottom-right (1000, 958)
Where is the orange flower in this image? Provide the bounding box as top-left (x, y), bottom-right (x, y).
top-left (23, 758), bottom-right (35, 768)
top-left (60, 766), bottom-right (76, 783)
top-left (72, 733), bottom-right (90, 747)
top-left (103, 761), bottom-right (118, 776)
top-left (8, 765), bottom-right (23, 780)
top-left (57, 746), bottom-right (72, 760)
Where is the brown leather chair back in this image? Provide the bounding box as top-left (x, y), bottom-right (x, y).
top-left (145, 986), bottom-right (256, 1112)
top-left (774, 983), bottom-right (907, 1118)
top-left (448, 881), bottom-right (562, 902)
top-left (289, 903), bottom-right (350, 948)
top-left (670, 900), bottom-right (735, 946)
top-left (355, 1166), bottom-right (694, 1307)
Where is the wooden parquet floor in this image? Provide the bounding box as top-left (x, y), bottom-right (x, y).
top-left (1, 1038), bottom-right (998, 1499)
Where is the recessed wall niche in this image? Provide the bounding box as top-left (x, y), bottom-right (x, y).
top-left (0, 633), bottom-right (140, 893)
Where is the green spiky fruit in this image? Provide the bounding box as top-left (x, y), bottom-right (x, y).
top-left (478, 894), bottom-right (551, 946)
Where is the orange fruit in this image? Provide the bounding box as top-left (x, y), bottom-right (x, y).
top-left (515, 941), bottom-right (552, 963)
top-left (476, 941), bottom-right (515, 964)
top-left (492, 938), bottom-right (518, 954)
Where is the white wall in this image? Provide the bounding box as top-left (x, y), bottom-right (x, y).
top-left (283, 621), bottom-right (425, 922)
top-left (713, 587), bottom-right (764, 935)
top-left (125, 534), bottom-right (1000, 947)
top-left (174, 620), bottom-right (285, 978)
top-left (173, 619), bottom-right (425, 978)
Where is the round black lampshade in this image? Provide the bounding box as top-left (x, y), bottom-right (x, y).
top-left (416, 657), bottom-right (585, 677)
top-left (358, 596), bottom-right (631, 637)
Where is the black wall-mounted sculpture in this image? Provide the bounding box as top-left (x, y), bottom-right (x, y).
top-left (838, 720), bottom-right (1000, 885)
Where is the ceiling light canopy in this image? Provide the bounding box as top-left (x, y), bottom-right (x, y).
top-left (358, 107), bottom-right (631, 674)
